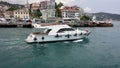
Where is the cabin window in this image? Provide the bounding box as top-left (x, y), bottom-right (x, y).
top-left (57, 28), bottom-right (75, 33)
top-left (45, 29), bottom-right (51, 34)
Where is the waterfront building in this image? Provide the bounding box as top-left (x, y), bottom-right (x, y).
top-left (61, 6), bottom-right (81, 19)
top-left (60, 6), bottom-right (84, 23)
top-left (4, 11), bottom-right (14, 18)
top-left (14, 8), bottom-right (29, 19)
top-left (40, 0), bottom-right (55, 20)
top-left (2, 6), bottom-right (9, 11)
top-left (0, 6), bottom-right (4, 17)
top-left (40, 1), bottom-right (48, 10)
top-left (25, 0), bottom-right (30, 9)
top-left (31, 3), bottom-right (40, 13)
top-left (78, 7), bottom-right (84, 17)
top-left (0, 5), bottom-right (9, 17)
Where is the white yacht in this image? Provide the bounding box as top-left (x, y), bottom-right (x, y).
top-left (25, 24), bottom-right (91, 43)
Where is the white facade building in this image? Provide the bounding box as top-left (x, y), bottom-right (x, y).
top-left (40, 0), bottom-right (55, 20)
top-left (41, 9), bottom-right (55, 20)
top-left (60, 6), bottom-right (84, 23)
top-left (14, 8), bottom-right (29, 19)
top-left (61, 6), bottom-right (81, 19)
top-left (31, 3), bottom-right (40, 13)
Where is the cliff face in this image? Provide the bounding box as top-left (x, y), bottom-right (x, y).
top-left (93, 12), bottom-right (120, 21)
top-left (0, 1), bottom-right (24, 17)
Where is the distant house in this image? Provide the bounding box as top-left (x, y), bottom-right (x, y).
top-left (0, 5), bottom-right (9, 18)
top-left (40, 1), bottom-right (47, 10)
top-left (61, 6), bottom-right (80, 19)
top-left (40, 0), bottom-right (55, 20)
top-left (60, 6), bottom-right (84, 23)
top-left (0, 6), bottom-right (4, 17)
top-left (4, 11), bottom-right (14, 18)
top-left (14, 8), bottom-right (29, 19)
top-left (31, 3), bottom-right (40, 13)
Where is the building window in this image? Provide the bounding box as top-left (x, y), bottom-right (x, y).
top-left (24, 16), bottom-right (25, 18)
top-left (26, 16), bottom-right (28, 18)
top-left (15, 15), bottom-right (17, 18)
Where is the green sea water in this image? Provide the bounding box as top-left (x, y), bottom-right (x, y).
top-left (0, 21), bottom-right (120, 68)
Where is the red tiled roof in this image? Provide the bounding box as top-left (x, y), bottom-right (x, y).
top-left (61, 6), bottom-right (79, 12)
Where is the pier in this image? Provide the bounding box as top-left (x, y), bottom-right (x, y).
top-left (69, 22), bottom-right (113, 27)
top-left (0, 22), bottom-right (113, 28)
top-left (0, 23), bottom-right (32, 28)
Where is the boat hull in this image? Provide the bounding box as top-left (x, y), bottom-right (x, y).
top-left (25, 34), bottom-right (89, 43)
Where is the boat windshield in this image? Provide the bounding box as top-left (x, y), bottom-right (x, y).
top-left (57, 28), bottom-right (75, 33)
top-left (44, 29), bottom-right (52, 34)
top-left (32, 28), bottom-right (46, 35)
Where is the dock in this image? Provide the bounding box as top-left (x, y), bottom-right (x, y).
top-left (0, 22), bottom-right (113, 28)
top-left (0, 23), bottom-right (32, 28)
top-left (68, 22), bottom-right (113, 27)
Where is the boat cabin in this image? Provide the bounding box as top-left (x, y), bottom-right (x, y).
top-left (32, 25), bottom-right (75, 35)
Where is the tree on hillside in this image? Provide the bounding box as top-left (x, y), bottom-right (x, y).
top-left (55, 2), bottom-right (63, 18)
top-left (6, 7), bottom-right (17, 11)
top-left (35, 9), bottom-right (42, 18)
top-left (80, 15), bottom-right (92, 22)
top-left (29, 9), bottom-right (32, 17)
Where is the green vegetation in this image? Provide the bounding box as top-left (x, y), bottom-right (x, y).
top-left (35, 9), bottom-right (42, 18)
top-left (80, 15), bottom-right (92, 22)
top-left (6, 7), bottom-right (17, 11)
top-left (0, 1), bottom-right (24, 10)
top-left (29, 9), bottom-right (32, 17)
top-left (55, 2), bottom-right (63, 18)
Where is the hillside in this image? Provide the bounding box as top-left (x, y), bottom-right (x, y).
top-left (93, 12), bottom-right (120, 21)
top-left (0, 1), bottom-right (24, 9)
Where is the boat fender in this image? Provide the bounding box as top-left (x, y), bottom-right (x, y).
top-left (42, 36), bottom-right (44, 40)
top-left (74, 33), bottom-right (77, 36)
top-left (55, 34), bottom-right (59, 38)
top-left (84, 33), bottom-right (86, 35)
top-left (79, 33), bottom-right (82, 36)
top-left (67, 34), bottom-right (70, 38)
top-left (34, 37), bottom-right (37, 41)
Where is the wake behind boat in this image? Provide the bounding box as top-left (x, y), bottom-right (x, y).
top-left (25, 24), bottom-right (91, 43)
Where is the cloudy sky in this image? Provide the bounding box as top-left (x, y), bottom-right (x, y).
top-left (2, 0), bottom-right (120, 14)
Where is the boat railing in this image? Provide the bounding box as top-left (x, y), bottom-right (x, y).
top-left (32, 32), bottom-right (47, 35)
